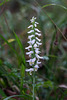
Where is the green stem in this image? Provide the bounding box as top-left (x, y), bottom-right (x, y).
top-left (33, 68), bottom-right (35, 100)
top-left (32, 19), bottom-right (36, 100)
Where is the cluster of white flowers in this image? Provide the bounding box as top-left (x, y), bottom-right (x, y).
top-left (25, 16), bottom-right (43, 75)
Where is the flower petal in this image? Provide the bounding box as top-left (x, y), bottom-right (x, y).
top-left (27, 30), bottom-right (34, 33)
top-left (28, 39), bottom-right (35, 45)
top-left (28, 25), bottom-right (33, 28)
top-left (26, 51), bottom-right (33, 55)
top-left (35, 28), bottom-right (41, 32)
top-left (34, 65), bottom-right (39, 71)
top-left (35, 22), bottom-right (39, 24)
top-left (25, 68), bottom-right (34, 75)
top-left (34, 24), bottom-right (37, 27)
top-left (36, 37), bottom-right (41, 42)
top-left (35, 54), bottom-right (43, 59)
top-left (34, 43), bottom-right (38, 49)
top-left (28, 35), bottom-right (35, 40)
top-left (25, 68), bottom-right (34, 72)
top-left (36, 41), bottom-right (42, 45)
top-left (35, 50), bottom-right (40, 54)
top-left (25, 45), bottom-right (32, 50)
top-left (37, 60), bottom-right (41, 64)
top-left (35, 32), bottom-right (41, 36)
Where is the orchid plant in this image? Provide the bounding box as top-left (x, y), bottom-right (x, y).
top-left (25, 16), bottom-right (43, 100)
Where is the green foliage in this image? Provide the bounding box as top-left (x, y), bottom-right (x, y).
top-left (0, 88), bottom-right (7, 98)
top-left (0, 0), bottom-right (9, 6)
top-left (36, 80), bottom-right (53, 88)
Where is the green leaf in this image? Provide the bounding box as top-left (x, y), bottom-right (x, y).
top-left (48, 55), bottom-right (57, 58)
top-left (0, 78), bottom-right (6, 88)
top-left (4, 94), bottom-right (32, 100)
top-left (14, 31), bottom-right (25, 65)
top-left (42, 4), bottom-right (67, 10)
top-left (20, 63), bottom-right (25, 92)
top-left (43, 80), bottom-right (53, 88)
top-left (21, 63), bottom-right (25, 78)
top-left (36, 80), bottom-right (53, 88)
top-left (0, 88), bottom-right (7, 98)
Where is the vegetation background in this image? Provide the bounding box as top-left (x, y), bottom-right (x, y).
top-left (0, 0), bottom-right (67, 100)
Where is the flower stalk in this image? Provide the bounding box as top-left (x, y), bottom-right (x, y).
top-left (25, 16), bottom-right (43, 100)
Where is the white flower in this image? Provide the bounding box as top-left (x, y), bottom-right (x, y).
top-left (35, 28), bottom-right (41, 32)
top-left (26, 58), bottom-right (36, 66)
top-left (33, 43), bottom-right (38, 49)
top-left (35, 49), bottom-right (40, 54)
top-left (25, 45), bottom-right (32, 51)
top-left (26, 68), bottom-right (34, 75)
top-left (35, 54), bottom-right (43, 60)
top-left (35, 22), bottom-right (39, 24)
top-left (27, 30), bottom-right (34, 34)
top-left (26, 51), bottom-right (33, 55)
top-left (26, 59), bottom-right (32, 66)
top-left (26, 51), bottom-right (33, 57)
top-left (32, 57), bottom-right (36, 65)
top-left (34, 65), bottom-right (39, 71)
top-left (36, 37), bottom-right (41, 42)
top-left (28, 35), bottom-right (35, 40)
top-left (35, 48), bottom-right (39, 51)
top-left (37, 60), bottom-right (41, 64)
top-left (28, 39), bottom-right (35, 45)
top-left (30, 16), bottom-right (36, 23)
top-left (28, 25), bottom-right (33, 28)
top-left (36, 41), bottom-right (42, 46)
top-left (35, 32), bottom-right (41, 36)
top-left (34, 24), bottom-right (37, 27)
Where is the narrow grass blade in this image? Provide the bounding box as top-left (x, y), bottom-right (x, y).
top-left (14, 32), bottom-right (25, 65)
top-left (21, 63), bottom-right (25, 78)
top-left (4, 94), bottom-right (32, 100)
top-left (20, 63), bottom-right (25, 92)
top-left (42, 4), bottom-right (67, 10)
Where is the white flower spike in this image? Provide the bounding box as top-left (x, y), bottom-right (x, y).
top-left (25, 16), bottom-right (43, 75)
